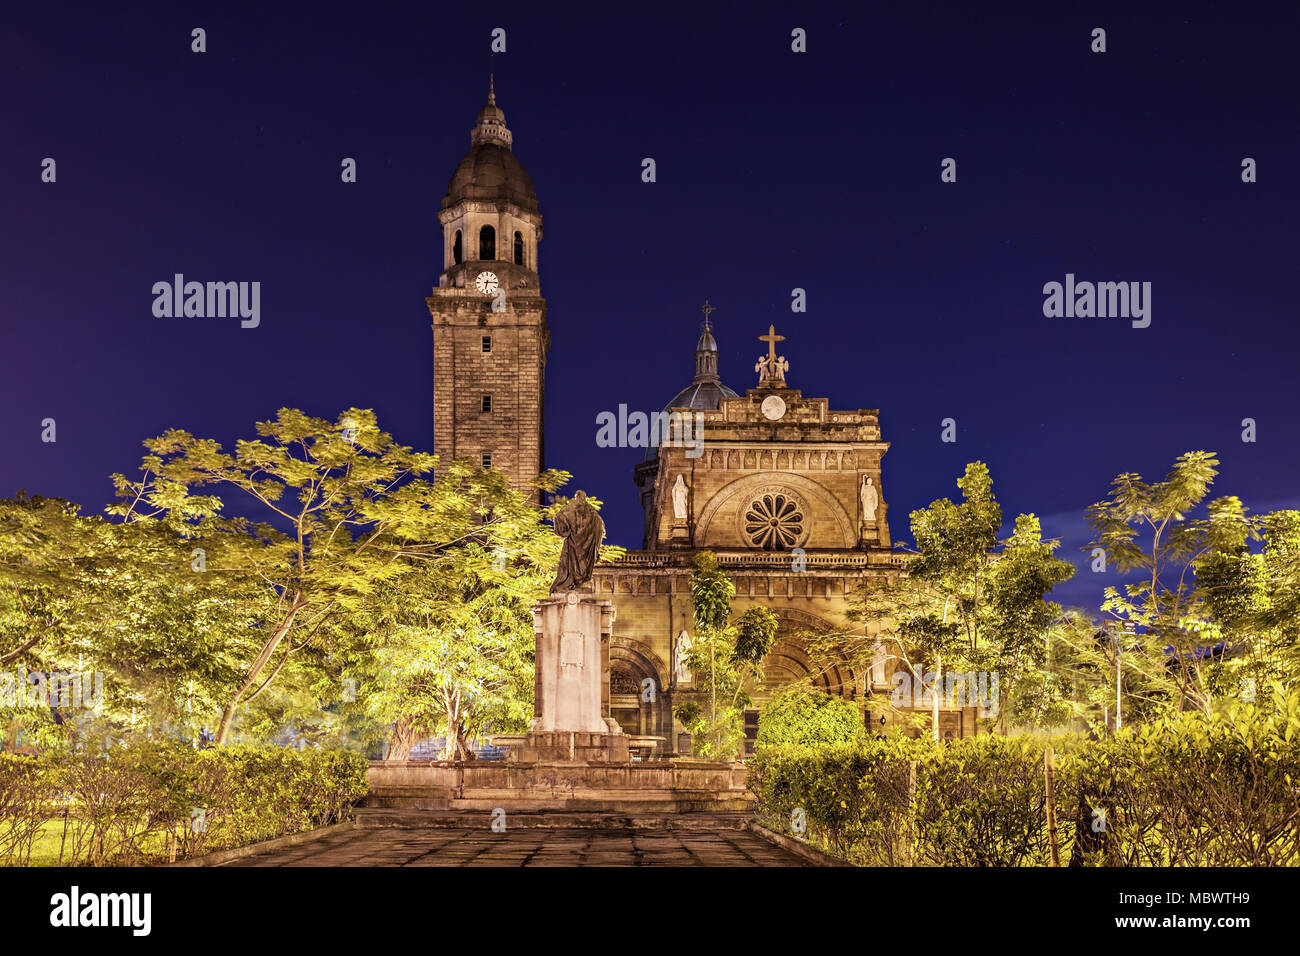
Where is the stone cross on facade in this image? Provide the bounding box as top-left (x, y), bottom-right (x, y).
top-left (755, 324), bottom-right (788, 386)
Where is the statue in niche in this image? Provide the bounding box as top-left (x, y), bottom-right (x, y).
top-left (860, 476), bottom-right (880, 524)
top-left (870, 641), bottom-right (888, 685)
top-left (674, 630), bottom-right (693, 683)
top-left (671, 474), bottom-right (689, 520)
top-left (550, 491), bottom-right (605, 592)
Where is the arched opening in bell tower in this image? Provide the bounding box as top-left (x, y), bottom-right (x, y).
top-left (479, 225), bottom-right (496, 260)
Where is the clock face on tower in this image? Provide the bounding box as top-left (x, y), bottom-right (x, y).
top-left (761, 394), bottom-right (787, 420)
top-left (475, 271), bottom-right (499, 295)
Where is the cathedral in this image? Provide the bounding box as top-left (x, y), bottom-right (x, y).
top-left (429, 83), bottom-right (975, 755)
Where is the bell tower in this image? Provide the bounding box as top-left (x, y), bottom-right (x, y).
top-left (428, 77), bottom-right (548, 502)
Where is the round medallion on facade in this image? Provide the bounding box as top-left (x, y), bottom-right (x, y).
top-left (761, 394), bottom-right (786, 420)
top-left (741, 487), bottom-right (807, 551)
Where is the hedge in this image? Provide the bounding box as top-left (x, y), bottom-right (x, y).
top-left (0, 742), bottom-right (369, 866)
top-left (749, 696), bottom-right (1300, 866)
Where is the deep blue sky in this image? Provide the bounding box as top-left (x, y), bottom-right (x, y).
top-left (3, 2), bottom-right (1297, 612)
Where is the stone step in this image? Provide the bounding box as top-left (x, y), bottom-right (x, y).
top-left (354, 808), bottom-right (755, 830)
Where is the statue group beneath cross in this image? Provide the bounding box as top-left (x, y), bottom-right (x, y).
top-left (755, 324), bottom-right (788, 386)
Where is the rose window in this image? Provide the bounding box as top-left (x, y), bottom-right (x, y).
top-left (744, 493), bottom-right (804, 550)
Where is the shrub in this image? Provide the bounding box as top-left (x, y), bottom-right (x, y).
top-left (0, 742), bottom-right (369, 866)
top-left (749, 690), bottom-right (1300, 866)
top-left (1066, 692), bottom-right (1300, 866)
top-left (756, 684), bottom-right (867, 749)
top-left (0, 754), bottom-right (55, 865)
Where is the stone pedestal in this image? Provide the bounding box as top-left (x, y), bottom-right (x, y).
top-left (369, 589), bottom-right (754, 824)
top-left (669, 518), bottom-right (690, 547)
top-left (532, 591), bottom-right (619, 734)
top-left (504, 590), bottom-right (628, 762)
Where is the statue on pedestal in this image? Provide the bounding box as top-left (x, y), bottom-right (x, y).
top-left (551, 490), bottom-right (605, 593)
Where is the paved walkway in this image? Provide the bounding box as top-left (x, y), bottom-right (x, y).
top-left (225, 826), bottom-right (811, 867)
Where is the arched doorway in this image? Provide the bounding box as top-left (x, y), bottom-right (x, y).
top-left (608, 641), bottom-right (669, 747)
top-left (761, 609), bottom-right (858, 698)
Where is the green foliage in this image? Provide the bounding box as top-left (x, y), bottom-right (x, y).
top-left (1086, 451), bottom-right (1222, 578)
top-left (343, 530), bottom-right (554, 759)
top-left (756, 684), bottom-right (866, 749)
top-left (908, 462), bottom-right (1002, 627)
top-left (733, 606), bottom-right (778, 666)
top-left (0, 492), bottom-right (263, 742)
top-left (1195, 508), bottom-right (1300, 703)
top-left (0, 739), bottom-right (367, 866)
top-left (1085, 454), bottom-right (1300, 718)
top-left (674, 627), bottom-right (747, 760)
top-left (0, 407), bottom-right (570, 751)
top-left (106, 407), bottom-right (459, 743)
top-left (828, 462), bottom-right (1074, 731)
top-left (689, 551), bottom-right (734, 635)
top-left (1068, 684), bottom-right (1300, 866)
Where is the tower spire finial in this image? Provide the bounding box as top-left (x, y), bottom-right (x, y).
top-left (471, 66), bottom-right (512, 149)
top-left (699, 298), bottom-right (716, 332)
top-left (693, 301), bottom-right (720, 383)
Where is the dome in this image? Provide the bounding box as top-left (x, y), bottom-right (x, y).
top-left (664, 379), bottom-right (737, 412)
top-left (644, 315), bottom-right (737, 461)
top-left (443, 143), bottom-right (538, 213)
top-left (442, 77), bottom-right (538, 214)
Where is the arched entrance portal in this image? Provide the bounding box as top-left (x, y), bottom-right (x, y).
top-left (760, 609), bottom-right (858, 699)
top-left (608, 641), bottom-right (670, 748)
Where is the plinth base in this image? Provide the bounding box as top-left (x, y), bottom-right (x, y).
top-left (362, 758), bottom-right (755, 821)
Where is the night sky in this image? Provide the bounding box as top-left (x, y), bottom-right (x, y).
top-left (4, 2), bottom-right (1297, 612)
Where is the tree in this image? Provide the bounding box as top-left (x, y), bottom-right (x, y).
top-left (1195, 508), bottom-right (1300, 709)
top-left (816, 462), bottom-right (1073, 731)
top-left (108, 406), bottom-right (557, 745)
top-left (1084, 451), bottom-right (1241, 713)
top-left (907, 461), bottom-right (1004, 657)
top-left (1014, 609), bottom-right (1181, 733)
top-left (982, 513), bottom-right (1076, 726)
top-left (0, 494), bottom-right (115, 668)
top-left (337, 477), bottom-right (561, 760)
top-left (0, 493), bottom-right (260, 750)
top-left (675, 552), bottom-right (777, 759)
